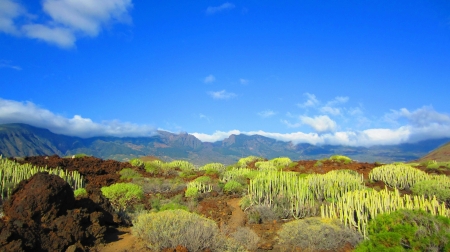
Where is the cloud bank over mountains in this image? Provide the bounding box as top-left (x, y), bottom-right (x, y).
top-left (0, 0), bottom-right (133, 48)
top-left (1, 97), bottom-right (449, 146)
top-left (0, 98), bottom-right (155, 138)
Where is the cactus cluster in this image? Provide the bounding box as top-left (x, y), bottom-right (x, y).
top-left (369, 163), bottom-right (450, 189)
top-left (0, 157), bottom-right (85, 199)
top-left (321, 188), bottom-right (449, 239)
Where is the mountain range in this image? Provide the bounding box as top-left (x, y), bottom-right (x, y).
top-left (0, 123), bottom-right (449, 165)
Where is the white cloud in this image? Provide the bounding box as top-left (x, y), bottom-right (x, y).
top-left (192, 130), bottom-right (241, 142)
top-left (208, 90), bottom-right (236, 100)
top-left (0, 98), bottom-right (155, 138)
top-left (298, 94), bottom-right (350, 114)
top-left (281, 119), bottom-right (302, 128)
top-left (190, 127), bottom-right (415, 146)
top-left (0, 0), bottom-right (24, 34)
top-left (387, 106), bottom-right (450, 127)
top-left (297, 93), bottom-right (319, 108)
top-left (204, 74), bottom-right (215, 83)
top-left (327, 96), bottom-right (349, 106)
top-left (206, 2), bottom-right (235, 15)
top-left (21, 24), bottom-right (75, 48)
top-left (383, 106), bottom-right (450, 142)
top-left (320, 106), bottom-right (341, 116)
top-left (348, 107), bottom-right (363, 116)
top-left (318, 96), bottom-right (349, 116)
top-left (0, 60), bottom-right (21, 70)
top-left (0, 0), bottom-right (133, 48)
top-left (240, 78), bottom-right (249, 85)
top-left (199, 113), bottom-right (212, 123)
top-left (300, 115), bottom-right (337, 133)
top-left (258, 110), bottom-right (276, 118)
top-left (43, 0), bottom-right (132, 36)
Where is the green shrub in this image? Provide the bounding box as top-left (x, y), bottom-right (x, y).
top-left (270, 157), bottom-right (293, 167)
top-left (444, 162), bottom-right (450, 169)
top-left (355, 209), bottom-right (450, 252)
top-left (149, 197), bottom-right (162, 211)
top-left (288, 161), bottom-right (298, 169)
top-left (144, 161), bottom-right (162, 174)
top-left (237, 156), bottom-right (264, 168)
top-left (330, 155), bottom-right (352, 164)
top-left (256, 157), bottom-right (293, 171)
top-left (223, 180), bottom-right (244, 194)
top-left (74, 188), bottom-right (87, 198)
top-left (185, 187), bottom-right (199, 198)
top-left (427, 163), bottom-right (440, 169)
top-left (194, 175), bottom-right (212, 184)
top-left (277, 217), bottom-right (362, 251)
top-left (167, 160), bottom-right (195, 171)
top-left (101, 183), bottom-right (144, 212)
top-left (255, 161), bottom-right (278, 171)
top-left (132, 209), bottom-right (245, 251)
top-left (130, 158), bottom-right (144, 167)
top-left (178, 169), bottom-right (196, 178)
top-left (149, 194), bottom-right (187, 212)
top-left (204, 167), bottom-right (220, 176)
top-left (159, 202), bottom-right (189, 212)
top-left (200, 162), bottom-right (225, 175)
top-left (119, 168), bottom-right (142, 180)
top-left (411, 179), bottom-right (450, 203)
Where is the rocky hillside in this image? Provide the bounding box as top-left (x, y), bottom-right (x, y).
top-left (1, 123), bottom-right (449, 165)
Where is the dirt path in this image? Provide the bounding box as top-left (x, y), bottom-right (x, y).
top-left (94, 227), bottom-right (147, 252)
top-left (226, 198), bottom-right (246, 232)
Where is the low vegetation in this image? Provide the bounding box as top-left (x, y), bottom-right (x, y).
top-left (119, 168), bottom-right (142, 180)
top-left (132, 209), bottom-right (246, 251)
top-left (277, 217), bottom-right (362, 251)
top-left (74, 187), bottom-right (87, 198)
top-left (355, 209), bottom-right (450, 251)
top-left (100, 182), bottom-right (144, 212)
top-left (3, 153), bottom-right (450, 251)
top-left (330, 155), bottom-right (352, 164)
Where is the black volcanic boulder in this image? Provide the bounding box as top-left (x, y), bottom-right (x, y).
top-left (3, 172), bottom-right (75, 223)
top-left (0, 172), bottom-right (120, 252)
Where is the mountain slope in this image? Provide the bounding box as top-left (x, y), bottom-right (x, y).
top-left (0, 123), bottom-right (449, 165)
top-left (417, 141), bottom-right (450, 162)
top-left (0, 124), bottom-right (75, 157)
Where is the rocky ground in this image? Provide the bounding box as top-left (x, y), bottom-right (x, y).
top-left (0, 155), bottom-right (443, 251)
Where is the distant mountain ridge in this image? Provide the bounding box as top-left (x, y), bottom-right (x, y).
top-left (0, 123), bottom-right (449, 165)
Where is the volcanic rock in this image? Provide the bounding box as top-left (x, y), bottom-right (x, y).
top-left (0, 172), bottom-right (120, 252)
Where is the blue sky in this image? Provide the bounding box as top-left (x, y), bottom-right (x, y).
top-left (1, 0), bottom-right (450, 146)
